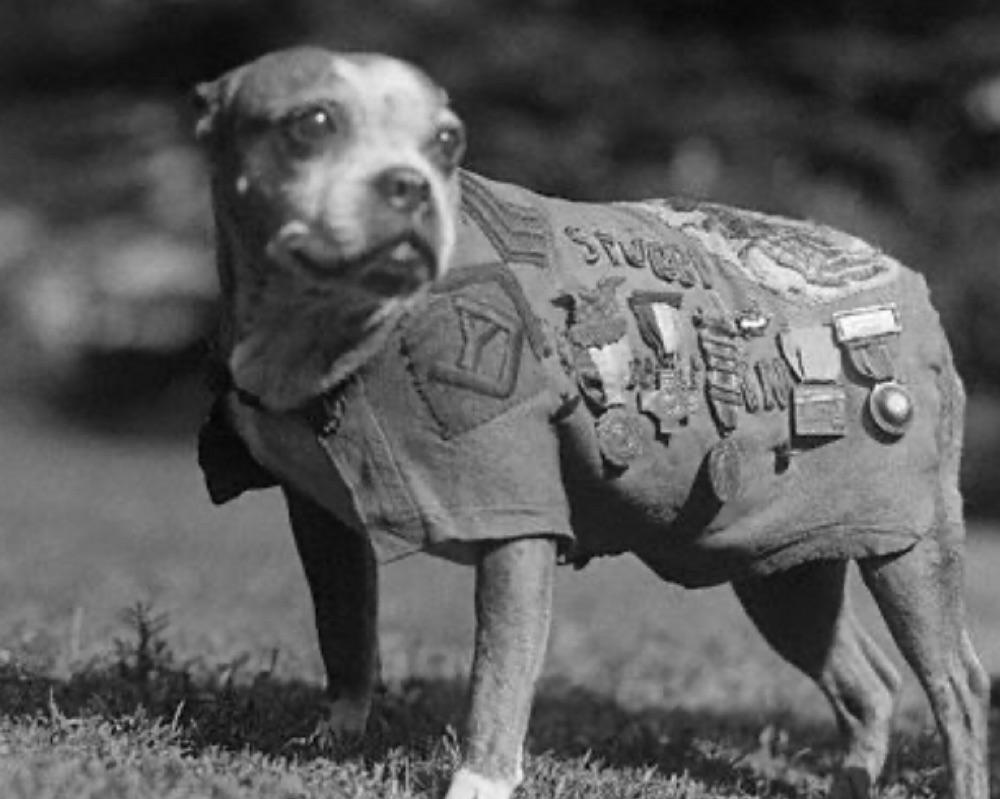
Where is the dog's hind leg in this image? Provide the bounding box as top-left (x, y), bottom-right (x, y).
top-left (284, 487), bottom-right (379, 740)
top-left (856, 350), bottom-right (989, 799)
top-left (733, 560), bottom-right (901, 798)
top-left (858, 536), bottom-right (989, 799)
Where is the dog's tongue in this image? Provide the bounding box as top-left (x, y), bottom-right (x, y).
top-left (362, 240), bottom-right (432, 295)
top-left (269, 221), bottom-right (434, 295)
top-left (268, 222), bottom-right (340, 270)
top-left (388, 240), bottom-right (421, 263)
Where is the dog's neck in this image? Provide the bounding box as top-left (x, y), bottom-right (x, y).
top-left (215, 211), bottom-right (416, 413)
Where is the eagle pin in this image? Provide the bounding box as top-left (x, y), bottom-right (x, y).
top-left (868, 381), bottom-right (914, 437)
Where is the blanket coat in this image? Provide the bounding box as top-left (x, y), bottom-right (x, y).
top-left (200, 172), bottom-right (958, 587)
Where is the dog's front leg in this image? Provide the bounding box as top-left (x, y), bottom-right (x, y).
top-left (446, 536), bottom-right (557, 799)
top-left (283, 487), bottom-right (379, 741)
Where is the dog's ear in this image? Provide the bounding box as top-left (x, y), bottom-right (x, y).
top-left (192, 81), bottom-right (222, 143)
top-left (192, 67), bottom-right (244, 144)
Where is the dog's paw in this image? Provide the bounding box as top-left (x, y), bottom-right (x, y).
top-left (829, 767), bottom-right (873, 799)
top-left (305, 696), bottom-right (371, 751)
top-left (326, 695), bottom-right (371, 734)
top-left (443, 768), bottom-right (516, 799)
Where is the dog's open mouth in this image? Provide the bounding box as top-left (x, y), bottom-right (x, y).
top-left (357, 235), bottom-right (437, 295)
top-left (282, 229), bottom-right (437, 297)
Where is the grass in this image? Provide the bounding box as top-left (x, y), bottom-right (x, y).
top-left (0, 392), bottom-right (998, 797)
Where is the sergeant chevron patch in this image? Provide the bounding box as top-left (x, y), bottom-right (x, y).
top-left (460, 172), bottom-right (551, 268)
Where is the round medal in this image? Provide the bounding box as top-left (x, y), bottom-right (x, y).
top-left (596, 407), bottom-right (645, 470)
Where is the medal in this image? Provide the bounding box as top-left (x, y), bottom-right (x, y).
top-left (707, 437), bottom-right (744, 503)
top-left (779, 326), bottom-right (842, 382)
top-left (596, 407), bottom-right (645, 469)
top-left (832, 304), bottom-right (902, 383)
top-left (628, 291), bottom-right (683, 365)
top-left (638, 367), bottom-right (687, 436)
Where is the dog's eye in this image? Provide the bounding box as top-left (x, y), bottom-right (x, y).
top-left (282, 107), bottom-right (337, 150)
top-left (432, 124), bottom-right (466, 169)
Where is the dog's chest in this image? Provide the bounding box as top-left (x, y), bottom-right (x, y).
top-left (229, 397), bottom-right (360, 527)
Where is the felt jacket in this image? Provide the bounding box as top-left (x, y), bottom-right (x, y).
top-left (200, 171), bottom-right (960, 587)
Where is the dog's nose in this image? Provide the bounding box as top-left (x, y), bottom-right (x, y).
top-left (374, 167), bottom-right (431, 214)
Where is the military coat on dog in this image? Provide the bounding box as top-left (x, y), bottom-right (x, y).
top-left (201, 171), bottom-right (956, 589)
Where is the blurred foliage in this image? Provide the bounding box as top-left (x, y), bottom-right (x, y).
top-left (3, 0), bottom-right (1000, 507)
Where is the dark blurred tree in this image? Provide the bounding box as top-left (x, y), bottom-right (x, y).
top-left (0, 0), bottom-right (307, 94)
top-left (5, 0), bottom-right (1000, 509)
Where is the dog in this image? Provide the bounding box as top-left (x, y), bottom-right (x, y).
top-left (193, 47), bottom-right (989, 799)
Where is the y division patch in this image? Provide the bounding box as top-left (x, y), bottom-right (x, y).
top-left (403, 263), bottom-right (550, 438)
top-left (431, 296), bottom-right (522, 398)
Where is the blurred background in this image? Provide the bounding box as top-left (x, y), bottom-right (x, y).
top-left (3, 0), bottom-right (1000, 514)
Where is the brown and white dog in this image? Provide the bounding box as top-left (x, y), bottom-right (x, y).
top-left (194, 47), bottom-right (989, 799)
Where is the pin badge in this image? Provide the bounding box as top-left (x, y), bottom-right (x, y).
top-left (792, 383), bottom-right (847, 438)
top-left (565, 276), bottom-right (629, 349)
top-left (868, 380), bottom-right (914, 437)
top-left (736, 310), bottom-right (770, 337)
top-left (832, 304), bottom-right (901, 343)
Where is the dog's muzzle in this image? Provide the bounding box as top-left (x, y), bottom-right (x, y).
top-left (270, 221), bottom-right (440, 297)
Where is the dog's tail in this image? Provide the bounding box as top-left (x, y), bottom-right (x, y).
top-left (935, 331), bottom-right (967, 538)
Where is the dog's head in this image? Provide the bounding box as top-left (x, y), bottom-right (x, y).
top-left (195, 47), bottom-right (465, 406)
top-left (196, 46), bottom-right (464, 312)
